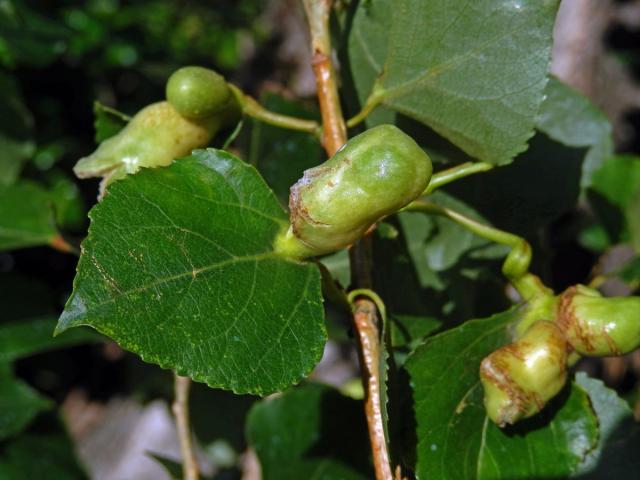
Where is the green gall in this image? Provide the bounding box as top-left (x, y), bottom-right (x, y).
top-left (480, 320), bottom-right (569, 427)
top-left (74, 101), bottom-right (221, 186)
top-left (166, 66), bottom-right (236, 120)
top-left (276, 125), bottom-right (432, 257)
top-left (557, 285), bottom-right (640, 356)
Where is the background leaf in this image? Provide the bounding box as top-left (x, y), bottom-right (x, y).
top-left (0, 0), bottom-right (71, 68)
top-left (248, 93), bottom-right (323, 206)
top-left (536, 76), bottom-right (613, 187)
top-left (404, 308), bottom-right (598, 479)
top-left (246, 383), bottom-right (371, 480)
top-left (588, 155), bottom-right (640, 247)
top-left (0, 181), bottom-right (59, 251)
top-left (57, 149), bottom-right (326, 395)
top-left (0, 72), bottom-right (35, 186)
top-left (0, 430), bottom-right (86, 480)
top-left (573, 372), bottom-right (640, 478)
top-left (93, 101), bottom-right (130, 144)
top-left (0, 365), bottom-right (52, 441)
top-left (348, 0), bottom-right (559, 164)
top-left (0, 317), bottom-right (101, 364)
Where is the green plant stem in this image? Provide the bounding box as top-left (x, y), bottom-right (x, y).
top-left (173, 373), bottom-right (199, 480)
top-left (228, 85), bottom-right (321, 137)
top-left (404, 199), bottom-right (551, 300)
top-left (302, 2), bottom-right (392, 479)
top-left (346, 89), bottom-right (383, 128)
top-left (424, 161), bottom-right (494, 195)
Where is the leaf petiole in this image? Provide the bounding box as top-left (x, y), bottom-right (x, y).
top-left (403, 199), bottom-right (552, 301)
top-left (228, 85), bottom-right (322, 138)
top-left (423, 161), bottom-right (493, 195)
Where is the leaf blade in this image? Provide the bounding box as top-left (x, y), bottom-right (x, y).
top-left (404, 308), bottom-right (598, 479)
top-left (349, 0), bottom-right (559, 164)
top-left (57, 149), bottom-right (326, 395)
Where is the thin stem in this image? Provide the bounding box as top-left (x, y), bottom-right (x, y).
top-left (404, 199), bottom-right (551, 301)
top-left (424, 161), bottom-right (494, 195)
top-left (173, 374), bottom-right (199, 480)
top-left (346, 90), bottom-right (383, 128)
top-left (405, 200), bottom-right (521, 247)
top-left (302, 2), bottom-right (392, 479)
top-left (228, 85), bottom-right (321, 137)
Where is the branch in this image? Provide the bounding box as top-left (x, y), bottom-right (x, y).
top-left (173, 374), bottom-right (199, 480)
top-left (303, 0), bottom-right (347, 155)
top-left (302, 2), bottom-right (392, 479)
top-left (352, 297), bottom-right (393, 480)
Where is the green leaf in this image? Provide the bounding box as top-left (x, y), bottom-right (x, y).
top-left (0, 1), bottom-right (71, 68)
top-left (246, 383), bottom-right (371, 480)
top-left (573, 372), bottom-right (640, 478)
top-left (536, 76), bottom-right (613, 187)
top-left (349, 0), bottom-right (559, 164)
top-left (147, 453), bottom-right (182, 480)
top-left (0, 366), bottom-right (52, 441)
top-left (399, 191), bottom-right (505, 274)
top-left (189, 383), bottom-right (257, 451)
top-left (248, 93), bottom-right (323, 206)
top-left (93, 101), bottom-right (130, 144)
top-left (404, 308), bottom-right (598, 479)
top-left (0, 72), bottom-right (35, 186)
top-left (618, 256), bottom-right (640, 283)
top-left (0, 431), bottom-right (87, 480)
top-left (0, 275), bottom-right (55, 322)
top-left (57, 149), bottom-right (325, 395)
top-left (590, 155), bottom-right (640, 209)
top-left (0, 181), bottom-right (59, 251)
top-left (390, 314), bottom-right (442, 350)
top-left (588, 155), bottom-right (640, 245)
top-left (448, 132), bottom-right (585, 237)
top-left (45, 171), bottom-right (86, 231)
top-left (0, 316), bottom-right (101, 364)
top-left (319, 249), bottom-right (350, 287)
top-left (628, 189), bottom-right (640, 253)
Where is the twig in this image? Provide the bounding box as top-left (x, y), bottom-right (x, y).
top-left (302, 2), bottom-right (392, 479)
top-left (173, 373), bottom-right (199, 480)
top-left (303, 0), bottom-right (347, 154)
top-left (352, 298), bottom-right (393, 480)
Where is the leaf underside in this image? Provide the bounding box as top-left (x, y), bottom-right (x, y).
top-left (349, 0), bottom-right (560, 165)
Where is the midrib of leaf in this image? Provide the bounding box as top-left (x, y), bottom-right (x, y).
top-left (80, 251), bottom-right (283, 311)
